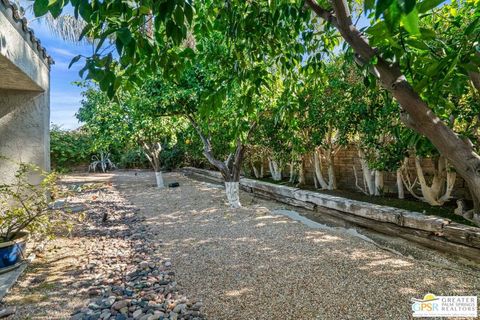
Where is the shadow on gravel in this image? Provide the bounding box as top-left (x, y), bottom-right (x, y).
top-left (111, 171), bottom-right (480, 320)
top-left (1, 176), bottom-right (206, 320)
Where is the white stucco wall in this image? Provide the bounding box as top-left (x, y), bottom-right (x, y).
top-left (0, 1), bottom-right (51, 184)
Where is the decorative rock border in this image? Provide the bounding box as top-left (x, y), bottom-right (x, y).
top-left (182, 167), bottom-right (480, 264)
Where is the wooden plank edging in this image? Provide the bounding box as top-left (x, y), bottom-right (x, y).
top-left (240, 177), bottom-right (449, 232)
top-left (181, 167), bottom-right (480, 251)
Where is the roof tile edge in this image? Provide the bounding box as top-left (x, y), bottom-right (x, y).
top-left (0, 0), bottom-right (55, 68)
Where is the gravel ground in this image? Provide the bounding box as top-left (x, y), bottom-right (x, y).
top-left (1, 173), bottom-right (205, 320)
top-left (1, 170), bottom-right (479, 319)
top-left (113, 171), bottom-right (479, 320)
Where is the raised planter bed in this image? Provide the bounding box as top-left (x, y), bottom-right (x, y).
top-left (182, 167), bottom-right (480, 264)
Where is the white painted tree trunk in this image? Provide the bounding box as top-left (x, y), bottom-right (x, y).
top-left (326, 152), bottom-right (336, 190)
top-left (298, 157), bottom-right (306, 186)
top-left (439, 171), bottom-right (456, 203)
top-left (358, 150), bottom-right (376, 195)
top-left (356, 149), bottom-right (384, 196)
top-left (289, 161), bottom-right (296, 183)
top-left (100, 151), bottom-right (107, 173)
top-left (413, 156), bottom-right (456, 206)
top-left (314, 149), bottom-right (328, 189)
top-left (252, 164), bottom-right (260, 178)
top-left (155, 171), bottom-right (165, 188)
top-left (396, 169), bottom-right (404, 199)
top-left (225, 182), bottom-right (241, 208)
top-left (374, 170), bottom-right (384, 196)
top-left (268, 159), bottom-right (282, 181)
top-left (251, 161), bottom-right (264, 179)
top-left (142, 142), bottom-right (163, 188)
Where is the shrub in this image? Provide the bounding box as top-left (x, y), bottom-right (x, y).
top-left (0, 163), bottom-right (65, 242)
top-left (118, 148), bottom-right (149, 169)
top-left (50, 125), bottom-right (92, 172)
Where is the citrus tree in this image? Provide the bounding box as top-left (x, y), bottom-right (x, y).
top-left (34, 0), bottom-right (480, 217)
top-left (77, 84), bottom-right (184, 186)
top-left (145, 40), bottom-right (265, 207)
top-left (76, 84), bottom-right (125, 171)
top-left (123, 92), bottom-right (187, 187)
top-left (298, 60), bottom-right (353, 190)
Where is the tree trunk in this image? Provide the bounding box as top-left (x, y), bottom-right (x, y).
top-left (225, 181), bottom-right (241, 208)
top-left (326, 151), bottom-right (336, 190)
top-left (314, 149), bottom-right (329, 189)
top-left (269, 158), bottom-right (282, 181)
top-left (251, 162), bottom-right (260, 178)
top-left (297, 155), bottom-right (306, 186)
top-left (396, 169), bottom-right (404, 199)
top-left (306, 0), bottom-right (480, 214)
top-left (260, 158), bottom-right (264, 178)
top-left (358, 149), bottom-right (376, 195)
top-left (289, 160), bottom-right (296, 183)
top-left (187, 115), bottom-right (256, 209)
top-left (413, 156), bottom-right (456, 206)
top-left (155, 171), bottom-right (165, 188)
top-left (374, 170), bottom-right (384, 196)
top-left (100, 152), bottom-right (107, 173)
top-left (141, 141), bottom-right (163, 188)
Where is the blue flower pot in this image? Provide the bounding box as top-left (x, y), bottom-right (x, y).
top-left (0, 232), bottom-right (28, 273)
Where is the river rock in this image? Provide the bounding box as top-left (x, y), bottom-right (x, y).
top-left (103, 296), bottom-right (116, 307)
top-left (0, 307), bottom-right (16, 318)
top-left (132, 309), bottom-right (143, 318)
top-left (173, 303), bottom-right (186, 314)
top-left (63, 184), bottom-right (206, 320)
top-left (112, 300), bottom-right (130, 310)
top-left (100, 310), bottom-right (111, 319)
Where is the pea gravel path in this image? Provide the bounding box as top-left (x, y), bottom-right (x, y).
top-left (113, 171), bottom-right (479, 320)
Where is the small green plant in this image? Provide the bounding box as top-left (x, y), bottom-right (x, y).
top-left (88, 151), bottom-right (116, 173)
top-left (0, 163), bottom-right (64, 242)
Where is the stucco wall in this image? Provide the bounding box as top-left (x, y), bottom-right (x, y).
top-left (0, 2), bottom-right (51, 184)
top-left (0, 90), bottom-right (50, 183)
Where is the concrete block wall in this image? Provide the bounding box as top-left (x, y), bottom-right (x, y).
top-left (252, 145), bottom-right (470, 199)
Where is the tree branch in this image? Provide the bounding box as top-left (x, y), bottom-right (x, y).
top-left (186, 114), bottom-right (231, 180)
top-left (305, 0), bottom-right (480, 184)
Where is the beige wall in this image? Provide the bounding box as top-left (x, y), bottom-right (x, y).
top-left (253, 146), bottom-right (469, 199)
top-left (0, 1), bottom-right (51, 184)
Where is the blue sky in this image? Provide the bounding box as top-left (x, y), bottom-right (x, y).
top-left (28, 18), bottom-right (92, 130)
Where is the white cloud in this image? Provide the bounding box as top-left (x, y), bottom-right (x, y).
top-left (50, 103), bottom-right (82, 130)
top-left (51, 91), bottom-right (82, 106)
top-left (52, 60), bottom-right (82, 72)
top-left (51, 47), bottom-right (77, 58)
top-left (49, 90), bottom-right (82, 130)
